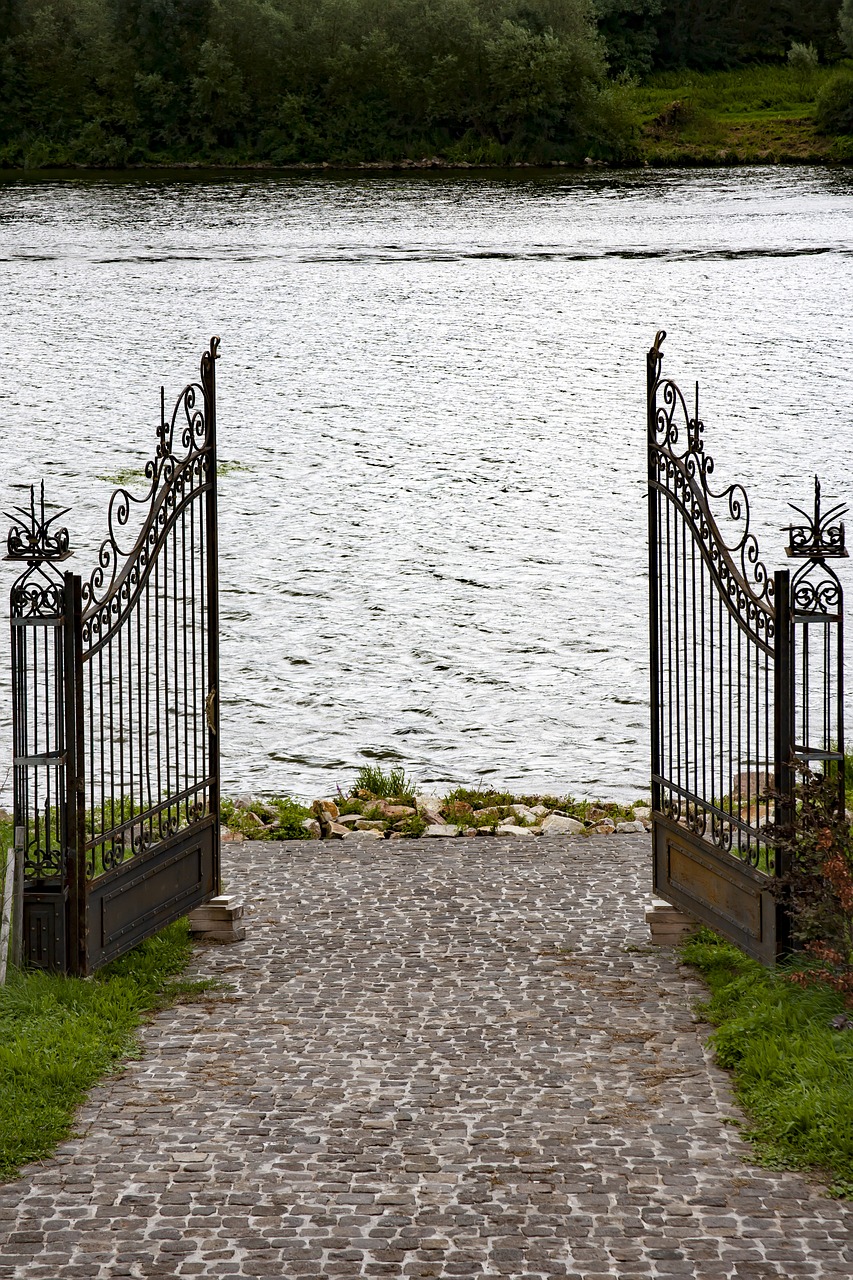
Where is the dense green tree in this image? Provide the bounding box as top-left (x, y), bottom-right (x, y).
top-left (652, 0), bottom-right (844, 70)
top-left (593, 0), bottom-right (662, 77)
top-left (0, 0), bottom-right (636, 164)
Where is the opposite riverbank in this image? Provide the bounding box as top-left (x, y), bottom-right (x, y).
top-left (3, 63), bottom-right (853, 173)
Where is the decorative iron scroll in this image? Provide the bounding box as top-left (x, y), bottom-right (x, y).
top-left (5, 484), bottom-right (72, 619)
top-left (648, 332), bottom-right (775, 653)
top-left (648, 332), bottom-right (779, 869)
top-left (81, 337), bottom-right (220, 649)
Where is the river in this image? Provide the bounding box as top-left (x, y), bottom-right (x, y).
top-left (0, 166), bottom-right (851, 802)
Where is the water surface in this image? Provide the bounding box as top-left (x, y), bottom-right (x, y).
top-left (1, 167), bottom-right (851, 801)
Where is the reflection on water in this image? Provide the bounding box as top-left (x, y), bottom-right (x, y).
top-left (0, 167), bottom-right (851, 801)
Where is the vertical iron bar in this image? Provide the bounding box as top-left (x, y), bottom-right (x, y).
top-left (202, 340), bottom-right (221, 893)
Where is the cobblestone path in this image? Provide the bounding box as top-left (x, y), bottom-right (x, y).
top-left (1, 834), bottom-right (852, 1279)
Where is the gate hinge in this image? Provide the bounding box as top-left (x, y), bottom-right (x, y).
top-left (205, 687), bottom-right (217, 734)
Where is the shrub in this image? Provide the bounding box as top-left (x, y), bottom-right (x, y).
top-left (787, 42), bottom-right (819, 75)
top-left (815, 72), bottom-right (853, 134)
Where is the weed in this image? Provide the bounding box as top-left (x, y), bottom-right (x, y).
top-left (220, 795), bottom-right (311, 840)
top-left (352, 765), bottom-right (416, 803)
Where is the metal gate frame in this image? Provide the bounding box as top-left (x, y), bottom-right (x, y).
top-left (647, 331), bottom-right (846, 963)
top-left (7, 339), bottom-right (221, 974)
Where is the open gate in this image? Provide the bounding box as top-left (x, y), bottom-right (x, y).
top-left (647, 331), bottom-right (846, 963)
top-left (7, 339), bottom-right (221, 974)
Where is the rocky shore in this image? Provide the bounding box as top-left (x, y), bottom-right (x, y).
top-left (222, 791), bottom-right (652, 843)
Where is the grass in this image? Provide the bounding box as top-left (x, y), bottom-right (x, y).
top-left (0, 917), bottom-right (215, 1183)
top-left (629, 61), bottom-right (853, 164)
top-left (682, 929), bottom-right (853, 1197)
top-left (352, 764), bottom-right (417, 801)
top-left (220, 793), bottom-right (312, 840)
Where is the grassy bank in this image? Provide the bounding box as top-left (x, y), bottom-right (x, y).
top-left (0, 919), bottom-right (214, 1183)
top-left (631, 62), bottom-right (853, 164)
top-left (682, 930), bottom-right (853, 1198)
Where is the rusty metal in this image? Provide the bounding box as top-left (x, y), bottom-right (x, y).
top-left (8, 340), bottom-right (221, 973)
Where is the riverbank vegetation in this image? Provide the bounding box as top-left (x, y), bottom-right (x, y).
top-left (220, 764), bottom-right (650, 840)
top-left (1, 0), bottom-right (853, 169)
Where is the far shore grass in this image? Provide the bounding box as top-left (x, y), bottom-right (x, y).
top-left (630, 61), bottom-right (853, 165)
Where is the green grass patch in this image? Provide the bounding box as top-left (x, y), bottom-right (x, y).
top-left (629, 60), bottom-right (853, 163)
top-left (0, 918), bottom-right (215, 1183)
top-left (220, 794), bottom-right (311, 840)
top-left (353, 764), bottom-right (417, 802)
top-left (682, 929), bottom-right (853, 1197)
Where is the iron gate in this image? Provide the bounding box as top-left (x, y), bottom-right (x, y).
top-left (7, 339), bottom-right (221, 974)
top-left (647, 331), bottom-right (846, 963)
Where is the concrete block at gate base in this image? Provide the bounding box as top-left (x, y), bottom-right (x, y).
top-left (645, 898), bottom-right (698, 946)
top-left (188, 895), bottom-right (246, 943)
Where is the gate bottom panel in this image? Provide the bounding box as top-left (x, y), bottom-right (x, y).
top-left (652, 815), bottom-right (780, 965)
top-left (86, 821), bottom-right (217, 971)
top-left (22, 888), bottom-right (67, 972)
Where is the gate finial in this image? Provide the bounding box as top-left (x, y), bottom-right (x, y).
top-left (787, 475), bottom-right (848, 560)
top-left (4, 482), bottom-right (72, 563)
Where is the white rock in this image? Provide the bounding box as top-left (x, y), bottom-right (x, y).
top-left (326, 822), bottom-right (350, 839)
top-left (530, 804), bottom-right (549, 819)
top-left (510, 804), bottom-right (538, 822)
top-left (424, 824), bottom-right (460, 838)
top-left (301, 818), bottom-right (322, 839)
top-left (632, 806), bottom-right (652, 820)
top-left (357, 828), bottom-right (384, 840)
top-left (616, 820), bottom-right (647, 833)
top-left (496, 824), bottom-right (537, 838)
top-left (336, 813), bottom-right (361, 825)
top-left (541, 813), bottom-right (585, 835)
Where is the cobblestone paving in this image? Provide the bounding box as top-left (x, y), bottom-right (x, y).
top-left (1, 834), bottom-right (852, 1279)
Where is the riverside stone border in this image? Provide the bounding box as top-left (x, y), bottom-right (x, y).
top-left (0, 833), bottom-right (851, 1279)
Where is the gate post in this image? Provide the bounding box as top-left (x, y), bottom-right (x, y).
top-left (647, 331), bottom-right (666, 820)
top-left (202, 337), bottom-right (221, 894)
top-left (5, 485), bottom-right (74, 972)
top-left (64, 570), bottom-right (86, 976)
top-left (773, 568), bottom-right (794, 862)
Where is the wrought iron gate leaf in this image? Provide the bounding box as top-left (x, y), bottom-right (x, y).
top-left (7, 340), bottom-right (221, 973)
top-left (647, 332), bottom-right (846, 964)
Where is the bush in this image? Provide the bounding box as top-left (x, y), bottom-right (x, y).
top-left (815, 72), bottom-right (853, 134)
top-left (787, 42), bottom-right (819, 75)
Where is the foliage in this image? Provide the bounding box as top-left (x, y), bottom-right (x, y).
top-left (842, 0), bottom-right (853, 57)
top-left (593, 0), bottom-right (661, 77)
top-left (788, 41), bottom-right (819, 74)
top-left (652, 0), bottom-right (844, 71)
top-left (682, 929), bottom-right (853, 1197)
top-left (815, 69), bottom-right (853, 133)
top-left (0, 918), bottom-right (213, 1181)
top-left (220, 794), bottom-right (311, 839)
top-left (352, 764), bottom-right (416, 803)
top-left (773, 765), bottom-right (853, 1005)
top-left (0, 0), bottom-right (636, 167)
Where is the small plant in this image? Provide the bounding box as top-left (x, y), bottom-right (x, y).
top-left (352, 764), bottom-right (416, 802)
top-left (787, 41), bottom-right (819, 83)
top-left (220, 795), bottom-right (311, 840)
